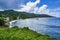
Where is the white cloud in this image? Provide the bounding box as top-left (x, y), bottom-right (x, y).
top-left (47, 9), bottom-right (60, 17)
top-left (14, 0), bottom-right (60, 17)
top-left (0, 7), bottom-right (4, 11)
top-left (0, 9), bottom-right (4, 11)
top-left (0, 0), bottom-right (60, 17)
top-left (38, 7), bottom-right (60, 17)
top-left (37, 5), bottom-right (48, 14)
top-left (15, 0), bottom-right (40, 12)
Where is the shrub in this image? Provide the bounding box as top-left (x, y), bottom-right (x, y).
top-left (11, 26), bottom-right (18, 28)
top-left (23, 27), bottom-right (29, 29)
top-left (0, 17), bottom-right (5, 26)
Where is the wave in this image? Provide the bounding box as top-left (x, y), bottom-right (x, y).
top-left (9, 20), bottom-right (17, 28)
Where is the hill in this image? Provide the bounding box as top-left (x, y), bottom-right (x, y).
top-left (0, 10), bottom-right (52, 20)
top-left (0, 27), bottom-right (56, 40)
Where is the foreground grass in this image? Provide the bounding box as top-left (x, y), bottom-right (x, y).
top-left (0, 27), bottom-right (57, 40)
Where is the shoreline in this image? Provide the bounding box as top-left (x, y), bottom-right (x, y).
top-left (8, 17), bottom-right (57, 28)
top-left (0, 27), bottom-right (57, 40)
top-left (9, 20), bottom-right (17, 28)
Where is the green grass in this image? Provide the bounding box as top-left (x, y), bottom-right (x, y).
top-left (0, 27), bottom-right (57, 40)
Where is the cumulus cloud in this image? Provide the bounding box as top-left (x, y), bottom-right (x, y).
top-left (46, 8), bottom-right (60, 17)
top-left (0, 9), bottom-right (4, 11)
top-left (15, 0), bottom-right (40, 12)
top-left (37, 5), bottom-right (48, 14)
top-left (0, 0), bottom-right (60, 17)
top-left (38, 7), bottom-right (60, 17)
top-left (15, 0), bottom-right (60, 17)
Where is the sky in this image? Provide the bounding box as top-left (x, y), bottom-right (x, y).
top-left (0, 0), bottom-right (60, 17)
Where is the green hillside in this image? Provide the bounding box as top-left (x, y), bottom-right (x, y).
top-left (0, 27), bottom-right (56, 40)
top-left (0, 10), bottom-right (52, 20)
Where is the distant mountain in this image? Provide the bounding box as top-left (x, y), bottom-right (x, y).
top-left (0, 10), bottom-right (52, 20)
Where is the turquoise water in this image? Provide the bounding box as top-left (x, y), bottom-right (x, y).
top-left (11, 17), bottom-right (60, 40)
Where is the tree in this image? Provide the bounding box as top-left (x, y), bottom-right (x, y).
top-left (0, 17), bottom-right (5, 26)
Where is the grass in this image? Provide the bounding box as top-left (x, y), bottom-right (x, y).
top-left (0, 26), bottom-right (57, 40)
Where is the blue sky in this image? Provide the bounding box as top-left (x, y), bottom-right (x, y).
top-left (0, 0), bottom-right (60, 17)
top-left (38, 0), bottom-right (60, 8)
top-left (24, 0), bottom-right (60, 8)
top-left (0, 0), bottom-right (60, 9)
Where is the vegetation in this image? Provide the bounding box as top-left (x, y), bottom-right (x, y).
top-left (0, 26), bottom-right (56, 40)
top-left (0, 17), bottom-right (6, 26)
top-left (0, 10), bottom-right (55, 40)
top-left (0, 17), bottom-right (9, 27)
top-left (0, 10), bottom-right (52, 27)
top-left (0, 10), bottom-right (52, 20)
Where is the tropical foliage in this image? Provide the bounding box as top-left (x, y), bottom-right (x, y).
top-left (0, 17), bottom-right (5, 26)
top-left (0, 27), bottom-right (57, 40)
top-left (0, 10), bottom-right (52, 20)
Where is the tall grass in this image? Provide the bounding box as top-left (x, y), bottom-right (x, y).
top-left (0, 26), bottom-right (57, 40)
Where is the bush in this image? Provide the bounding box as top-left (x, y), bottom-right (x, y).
top-left (0, 27), bottom-right (57, 40)
top-left (11, 26), bottom-right (18, 28)
top-left (23, 27), bottom-right (29, 29)
top-left (0, 17), bottom-right (5, 26)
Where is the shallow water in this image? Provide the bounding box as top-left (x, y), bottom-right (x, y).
top-left (10, 17), bottom-right (60, 40)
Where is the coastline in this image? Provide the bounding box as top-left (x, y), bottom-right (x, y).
top-left (9, 20), bottom-right (17, 28)
top-left (0, 27), bottom-right (57, 40)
